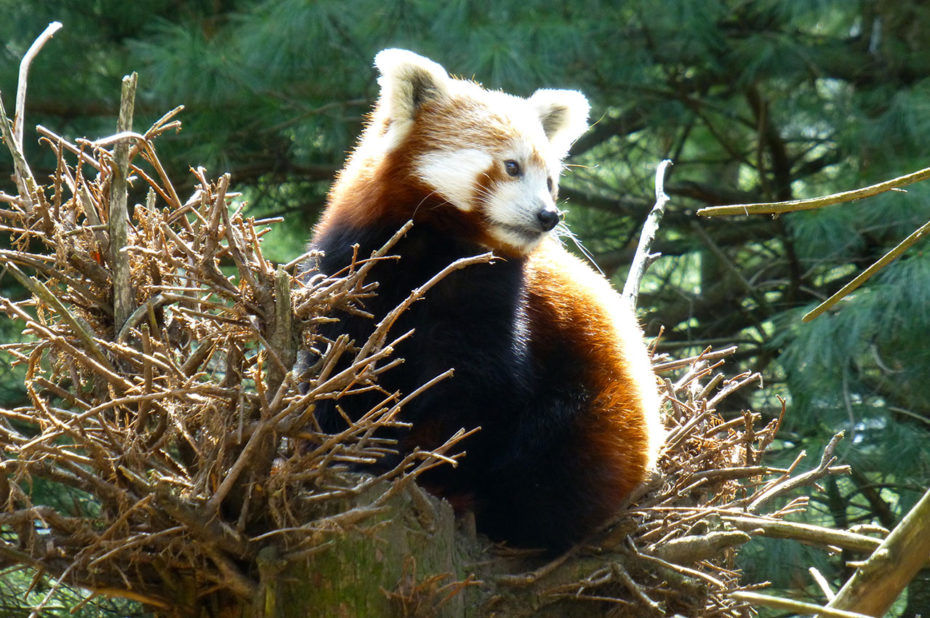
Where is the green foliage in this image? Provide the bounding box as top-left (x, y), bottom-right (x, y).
top-left (737, 535), bottom-right (835, 595)
top-left (0, 571), bottom-right (148, 617)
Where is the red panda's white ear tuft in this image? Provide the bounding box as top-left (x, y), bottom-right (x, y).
top-left (374, 49), bottom-right (450, 126)
top-left (528, 89), bottom-right (590, 157)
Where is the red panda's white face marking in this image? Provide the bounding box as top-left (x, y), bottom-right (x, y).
top-left (366, 49), bottom-right (590, 255)
top-left (416, 142), bottom-right (559, 251)
top-left (416, 149), bottom-right (493, 213)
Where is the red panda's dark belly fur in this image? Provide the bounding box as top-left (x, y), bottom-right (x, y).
top-left (307, 220), bottom-right (635, 550)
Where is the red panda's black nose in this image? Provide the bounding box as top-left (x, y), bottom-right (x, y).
top-left (536, 209), bottom-right (560, 232)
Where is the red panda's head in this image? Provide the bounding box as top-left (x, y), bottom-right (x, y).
top-left (333, 49), bottom-right (590, 256)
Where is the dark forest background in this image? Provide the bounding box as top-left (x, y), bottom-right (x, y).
top-left (2, 0), bottom-right (929, 614)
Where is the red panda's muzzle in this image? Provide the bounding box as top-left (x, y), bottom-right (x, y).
top-left (536, 207), bottom-right (560, 232)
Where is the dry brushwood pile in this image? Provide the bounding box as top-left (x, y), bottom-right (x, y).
top-left (0, 68), bottom-right (892, 618)
top-left (0, 87), bottom-right (482, 612)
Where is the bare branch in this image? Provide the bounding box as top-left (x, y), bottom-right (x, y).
top-left (803, 216), bottom-right (930, 321)
top-left (0, 93), bottom-right (40, 210)
top-left (696, 164), bottom-right (930, 322)
top-left (697, 165), bottom-right (930, 217)
top-left (109, 73), bottom-right (138, 329)
top-left (748, 432), bottom-right (848, 513)
top-left (722, 515), bottom-right (883, 555)
top-left (732, 591), bottom-right (873, 618)
top-left (652, 344), bottom-right (738, 372)
top-left (828, 486), bottom-right (930, 616)
top-left (14, 21), bottom-right (63, 150)
top-left (622, 159), bottom-right (671, 308)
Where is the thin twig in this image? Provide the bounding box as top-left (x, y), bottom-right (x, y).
top-left (652, 345), bottom-right (738, 372)
top-left (810, 566), bottom-right (836, 602)
top-left (748, 432), bottom-right (847, 513)
top-left (3, 263), bottom-right (113, 370)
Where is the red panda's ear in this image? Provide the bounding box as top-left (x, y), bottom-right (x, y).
top-left (374, 49), bottom-right (450, 126)
top-left (528, 89), bottom-right (590, 157)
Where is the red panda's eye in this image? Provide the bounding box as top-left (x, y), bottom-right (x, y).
top-left (504, 160), bottom-right (521, 177)
top-left (547, 177), bottom-right (554, 192)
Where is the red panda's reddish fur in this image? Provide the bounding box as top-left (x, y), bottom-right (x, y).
top-left (524, 243), bottom-right (661, 527)
top-left (304, 50), bottom-right (663, 550)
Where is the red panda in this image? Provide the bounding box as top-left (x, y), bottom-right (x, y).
top-left (305, 49), bottom-right (663, 550)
